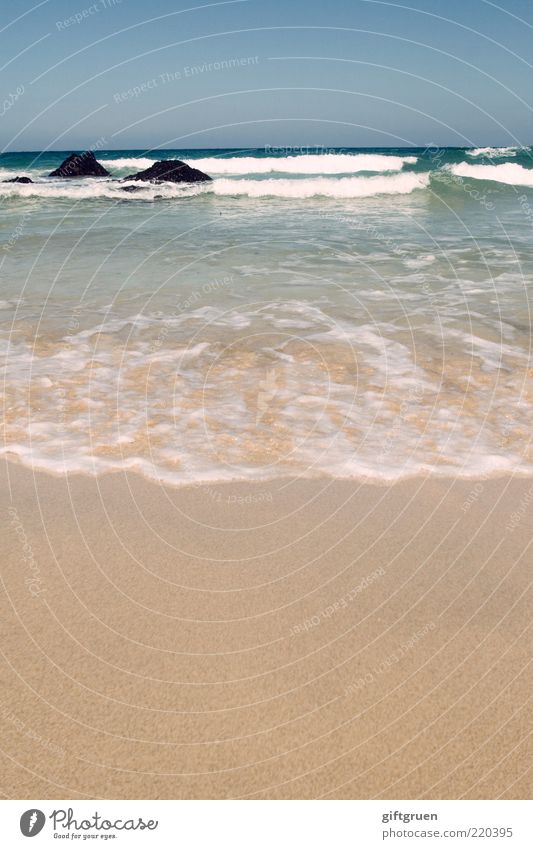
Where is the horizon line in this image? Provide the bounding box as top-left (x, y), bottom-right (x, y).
top-left (1, 143), bottom-right (530, 154)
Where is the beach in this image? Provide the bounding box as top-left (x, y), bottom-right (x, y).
top-left (1, 461), bottom-right (531, 799)
top-left (1, 146), bottom-right (532, 800)
top-left (2, 0), bottom-right (533, 831)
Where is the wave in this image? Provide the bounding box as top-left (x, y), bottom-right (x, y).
top-left (466, 147), bottom-right (518, 157)
top-left (212, 172), bottom-right (429, 198)
top-left (2, 306), bottom-right (531, 484)
top-left (0, 171), bottom-right (429, 200)
top-left (449, 162), bottom-right (533, 186)
top-left (0, 178), bottom-right (205, 200)
top-left (102, 153), bottom-right (417, 175)
top-left (102, 156), bottom-right (158, 170)
top-left (71, 153), bottom-right (419, 178)
top-left (190, 153), bottom-right (417, 174)
top-left (0, 168), bottom-right (34, 180)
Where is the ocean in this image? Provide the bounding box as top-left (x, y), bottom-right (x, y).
top-left (1, 145), bottom-right (532, 483)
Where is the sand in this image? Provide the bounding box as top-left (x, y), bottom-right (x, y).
top-left (0, 460), bottom-right (531, 799)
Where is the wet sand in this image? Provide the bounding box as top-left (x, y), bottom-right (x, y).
top-left (0, 461), bottom-right (531, 799)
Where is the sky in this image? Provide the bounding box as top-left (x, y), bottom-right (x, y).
top-left (1, 0), bottom-right (533, 150)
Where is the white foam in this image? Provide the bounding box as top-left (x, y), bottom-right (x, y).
top-left (404, 253), bottom-right (436, 269)
top-left (102, 157), bottom-right (158, 170)
top-left (450, 162), bottom-right (533, 186)
top-left (0, 168), bottom-right (35, 179)
top-left (466, 147), bottom-right (518, 157)
top-left (55, 152), bottom-right (418, 180)
top-left (211, 172), bottom-right (429, 198)
top-left (191, 153), bottom-right (417, 174)
top-left (2, 303), bottom-right (532, 485)
top-left (43, 153), bottom-right (418, 177)
top-left (0, 171), bottom-right (429, 201)
top-left (0, 179), bottom-right (205, 200)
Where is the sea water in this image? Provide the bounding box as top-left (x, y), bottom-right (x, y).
top-left (0, 146), bottom-right (532, 483)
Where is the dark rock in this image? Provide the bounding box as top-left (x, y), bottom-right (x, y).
top-left (120, 185), bottom-right (145, 193)
top-left (122, 159), bottom-right (212, 184)
top-left (49, 151), bottom-right (111, 178)
top-left (3, 176), bottom-right (33, 183)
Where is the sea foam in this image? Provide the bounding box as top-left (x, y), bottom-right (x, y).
top-left (0, 171), bottom-right (429, 200)
top-left (450, 161), bottom-right (533, 186)
top-left (0, 179), bottom-right (204, 200)
top-left (211, 172), bottom-right (428, 198)
top-left (466, 147), bottom-right (518, 157)
top-left (191, 153), bottom-right (417, 174)
top-left (102, 157), bottom-right (159, 170)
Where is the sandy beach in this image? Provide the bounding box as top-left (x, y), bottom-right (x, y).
top-left (1, 460), bottom-right (531, 799)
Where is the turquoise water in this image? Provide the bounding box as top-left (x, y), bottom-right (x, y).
top-left (1, 146), bottom-right (532, 482)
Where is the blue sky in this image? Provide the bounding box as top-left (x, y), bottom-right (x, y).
top-left (1, 0), bottom-right (533, 150)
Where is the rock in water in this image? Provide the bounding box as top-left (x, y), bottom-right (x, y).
top-left (3, 176), bottom-right (33, 183)
top-left (122, 159), bottom-right (212, 183)
top-left (49, 151), bottom-right (111, 178)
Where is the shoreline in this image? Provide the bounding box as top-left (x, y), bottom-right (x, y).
top-left (4, 453), bottom-right (533, 491)
top-left (1, 460), bottom-right (531, 798)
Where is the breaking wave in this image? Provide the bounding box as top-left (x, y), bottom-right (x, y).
top-left (0, 178), bottom-right (204, 200)
top-left (190, 153), bottom-right (417, 174)
top-left (466, 147), bottom-right (518, 157)
top-left (449, 161), bottom-right (533, 186)
top-left (211, 172), bottom-right (429, 198)
top-left (0, 171), bottom-right (429, 200)
top-left (101, 153), bottom-right (417, 175)
top-left (102, 156), bottom-right (159, 170)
